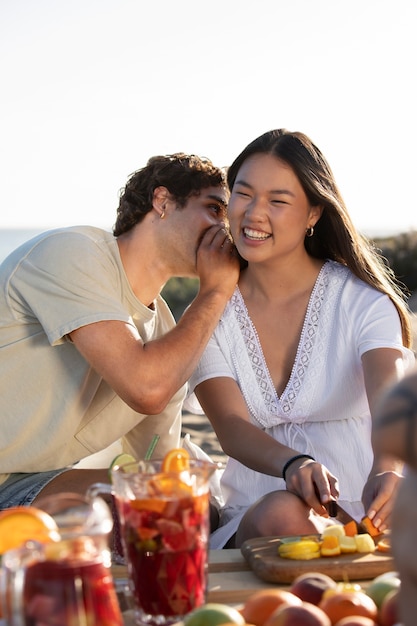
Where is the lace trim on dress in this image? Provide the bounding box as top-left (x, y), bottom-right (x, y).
top-left (223, 261), bottom-right (349, 426)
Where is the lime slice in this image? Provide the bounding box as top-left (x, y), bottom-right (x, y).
top-left (108, 453), bottom-right (136, 478)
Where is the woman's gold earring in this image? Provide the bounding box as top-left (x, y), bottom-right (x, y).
top-left (306, 226), bottom-right (314, 237)
top-left (160, 210), bottom-right (165, 220)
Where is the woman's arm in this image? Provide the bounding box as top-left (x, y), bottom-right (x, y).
top-left (361, 347), bottom-right (406, 529)
top-left (195, 376), bottom-right (338, 514)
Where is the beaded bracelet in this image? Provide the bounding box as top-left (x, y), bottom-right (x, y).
top-left (282, 454), bottom-right (315, 482)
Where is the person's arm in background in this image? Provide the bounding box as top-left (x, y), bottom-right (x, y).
top-left (361, 347), bottom-right (408, 531)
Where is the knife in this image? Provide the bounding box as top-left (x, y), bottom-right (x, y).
top-left (325, 499), bottom-right (370, 535)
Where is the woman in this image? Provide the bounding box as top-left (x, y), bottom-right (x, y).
top-left (189, 129), bottom-right (415, 548)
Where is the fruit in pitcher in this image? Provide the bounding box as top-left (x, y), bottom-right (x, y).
top-left (162, 447), bottom-right (190, 472)
top-left (0, 506), bottom-right (60, 554)
top-left (290, 572), bottom-right (337, 605)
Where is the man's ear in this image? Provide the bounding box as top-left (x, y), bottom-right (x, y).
top-left (152, 186), bottom-right (169, 215)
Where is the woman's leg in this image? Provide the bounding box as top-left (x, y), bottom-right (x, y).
top-left (235, 489), bottom-right (331, 547)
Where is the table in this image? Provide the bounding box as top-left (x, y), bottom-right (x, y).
top-left (112, 548), bottom-right (375, 625)
top-left (112, 548), bottom-right (280, 608)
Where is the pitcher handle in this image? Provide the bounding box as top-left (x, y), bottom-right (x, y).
top-left (86, 482), bottom-right (114, 500)
top-left (1, 541), bottom-right (44, 625)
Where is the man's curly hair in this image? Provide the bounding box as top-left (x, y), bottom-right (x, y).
top-left (113, 153), bottom-right (227, 236)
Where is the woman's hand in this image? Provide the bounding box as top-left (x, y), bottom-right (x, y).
top-left (284, 457), bottom-right (340, 516)
top-left (362, 469), bottom-right (403, 532)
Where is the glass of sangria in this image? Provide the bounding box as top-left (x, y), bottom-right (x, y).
top-left (1, 492), bottom-right (123, 626)
top-left (90, 452), bottom-right (217, 626)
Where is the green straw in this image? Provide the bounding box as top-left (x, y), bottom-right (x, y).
top-left (145, 434), bottom-right (160, 460)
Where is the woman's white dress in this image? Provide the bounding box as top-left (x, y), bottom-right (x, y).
top-left (189, 261), bottom-right (415, 548)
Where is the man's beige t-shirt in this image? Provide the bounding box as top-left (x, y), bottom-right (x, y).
top-left (0, 226), bottom-right (184, 484)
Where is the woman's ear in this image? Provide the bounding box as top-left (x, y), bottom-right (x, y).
top-left (311, 204), bottom-right (323, 225)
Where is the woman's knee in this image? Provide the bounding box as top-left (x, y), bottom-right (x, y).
top-left (236, 491), bottom-right (310, 545)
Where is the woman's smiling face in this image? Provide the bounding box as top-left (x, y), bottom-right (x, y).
top-left (228, 152), bottom-right (321, 263)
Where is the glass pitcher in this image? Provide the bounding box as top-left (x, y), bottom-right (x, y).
top-left (0, 492), bottom-right (123, 626)
top-left (89, 457), bottom-right (218, 626)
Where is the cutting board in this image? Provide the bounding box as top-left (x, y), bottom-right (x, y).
top-left (241, 536), bottom-right (394, 583)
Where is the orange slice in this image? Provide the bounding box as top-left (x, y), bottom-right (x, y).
top-left (321, 535), bottom-right (341, 557)
top-left (377, 536), bottom-right (391, 552)
top-left (161, 448), bottom-right (190, 472)
top-left (0, 506), bottom-right (60, 554)
top-left (360, 515), bottom-right (381, 537)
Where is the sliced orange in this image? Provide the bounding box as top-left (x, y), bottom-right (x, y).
top-left (0, 506), bottom-right (60, 554)
top-left (377, 536), bottom-right (391, 552)
top-left (360, 515), bottom-right (381, 537)
top-left (343, 520), bottom-right (358, 537)
top-left (161, 448), bottom-right (190, 473)
top-left (321, 535), bottom-right (341, 557)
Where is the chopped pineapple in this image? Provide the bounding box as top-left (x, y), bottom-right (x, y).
top-left (339, 536), bottom-right (358, 553)
top-left (321, 524), bottom-right (346, 538)
top-left (354, 533), bottom-right (376, 553)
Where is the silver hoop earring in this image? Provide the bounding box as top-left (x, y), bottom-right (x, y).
top-left (306, 226), bottom-right (314, 237)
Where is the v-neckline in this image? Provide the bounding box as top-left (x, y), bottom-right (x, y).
top-left (235, 262), bottom-right (328, 401)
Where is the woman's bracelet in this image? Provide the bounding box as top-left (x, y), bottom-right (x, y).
top-left (282, 454), bottom-right (315, 482)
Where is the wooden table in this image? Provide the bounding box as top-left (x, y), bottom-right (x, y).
top-left (113, 547), bottom-right (297, 623)
top-left (112, 548), bottom-right (375, 624)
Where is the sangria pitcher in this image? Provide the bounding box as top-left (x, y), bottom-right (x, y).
top-left (0, 492), bottom-right (123, 626)
top-left (89, 456), bottom-right (218, 626)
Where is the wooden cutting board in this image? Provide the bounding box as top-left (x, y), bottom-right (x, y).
top-left (241, 536), bottom-right (394, 583)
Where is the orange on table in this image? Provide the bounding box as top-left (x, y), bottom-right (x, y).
top-left (162, 447), bottom-right (190, 472)
top-left (377, 536), bottom-right (391, 553)
top-left (321, 534), bottom-right (342, 557)
top-left (0, 506), bottom-right (60, 554)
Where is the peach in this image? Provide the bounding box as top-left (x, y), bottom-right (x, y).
top-left (240, 589), bottom-right (302, 626)
top-left (264, 601), bottom-right (331, 626)
top-left (333, 617), bottom-right (378, 626)
top-left (290, 572), bottom-right (338, 605)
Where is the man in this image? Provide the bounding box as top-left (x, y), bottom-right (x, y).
top-left (0, 153), bottom-right (239, 508)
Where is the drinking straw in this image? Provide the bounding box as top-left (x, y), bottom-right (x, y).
top-left (145, 434), bottom-right (160, 460)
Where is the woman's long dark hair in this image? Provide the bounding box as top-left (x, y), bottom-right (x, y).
top-left (227, 129), bottom-right (412, 348)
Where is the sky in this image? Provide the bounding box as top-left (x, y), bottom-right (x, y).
top-left (1, 0), bottom-right (416, 237)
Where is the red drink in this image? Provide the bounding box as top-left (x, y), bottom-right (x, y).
top-left (23, 548), bottom-right (123, 626)
top-left (116, 480), bottom-right (210, 625)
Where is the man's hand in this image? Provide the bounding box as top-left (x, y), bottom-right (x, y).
top-left (196, 225), bottom-right (240, 300)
